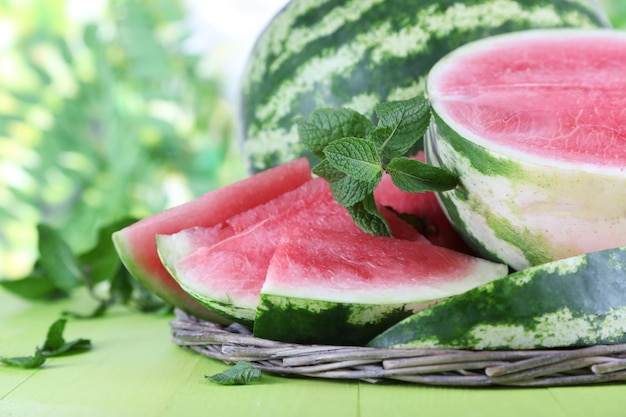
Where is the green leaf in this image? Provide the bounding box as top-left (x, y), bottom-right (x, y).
top-left (313, 160), bottom-right (378, 207)
top-left (37, 224), bottom-right (84, 292)
top-left (345, 194), bottom-right (392, 237)
top-left (77, 217), bottom-right (138, 286)
top-left (372, 95), bottom-right (432, 159)
top-left (0, 349), bottom-right (46, 369)
top-left (298, 108), bottom-right (372, 157)
top-left (206, 362), bottom-right (262, 385)
top-left (386, 157), bottom-right (458, 193)
top-left (41, 318), bottom-right (92, 357)
top-left (0, 271), bottom-right (68, 301)
top-left (323, 137), bottom-right (382, 183)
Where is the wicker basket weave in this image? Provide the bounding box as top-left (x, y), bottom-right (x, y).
top-left (170, 309), bottom-right (626, 387)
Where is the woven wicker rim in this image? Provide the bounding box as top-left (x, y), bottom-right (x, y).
top-left (170, 309), bottom-right (626, 387)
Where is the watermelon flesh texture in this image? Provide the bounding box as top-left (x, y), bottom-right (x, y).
top-left (374, 151), bottom-right (474, 254)
top-left (156, 177), bottom-right (427, 325)
top-left (112, 158), bottom-right (312, 322)
top-left (426, 29), bottom-right (626, 270)
top-left (254, 227), bottom-right (508, 346)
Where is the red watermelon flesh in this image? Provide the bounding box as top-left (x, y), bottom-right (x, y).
top-left (262, 227), bottom-right (507, 304)
top-left (112, 157), bottom-right (312, 322)
top-left (374, 151), bottom-right (474, 254)
top-left (428, 30), bottom-right (626, 169)
top-left (156, 177), bottom-right (427, 324)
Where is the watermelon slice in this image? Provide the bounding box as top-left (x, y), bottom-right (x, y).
top-left (253, 227), bottom-right (508, 346)
top-left (373, 151), bottom-right (474, 254)
top-left (112, 158), bottom-right (312, 322)
top-left (156, 178), bottom-right (427, 325)
top-left (425, 29), bottom-right (626, 270)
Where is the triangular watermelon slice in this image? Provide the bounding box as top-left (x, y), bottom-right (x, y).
top-left (254, 227), bottom-right (508, 346)
top-left (156, 177), bottom-right (427, 325)
top-left (112, 158), bottom-right (312, 322)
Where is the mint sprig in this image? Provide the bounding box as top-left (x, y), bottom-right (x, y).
top-left (298, 95), bottom-right (458, 236)
top-left (206, 361), bottom-right (262, 385)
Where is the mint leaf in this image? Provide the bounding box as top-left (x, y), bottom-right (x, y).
top-left (206, 362), bottom-right (262, 385)
top-left (313, 159), bottom-right (378, 207)
top-left (324, 137), bottom-right (382, 183)
top-left (298, 108), bottom-right (372, 157)
top-left (0, 349), bottom-right (46, 369)
top-left (0, 271), bottom-right (68, 301)
top-left (41, 318), bottom-right (91, 357)
top-left (346, 194), bottom-right (391, 237)
top-left (38, 224), bottom-right (84, 292)
top-left (386, 157), bottom-right (458, 192)
top-left (372, 95), bottom-right (432, 159)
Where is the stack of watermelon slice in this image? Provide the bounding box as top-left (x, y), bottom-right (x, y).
top-left (113, 157), bottom-right (508, 345)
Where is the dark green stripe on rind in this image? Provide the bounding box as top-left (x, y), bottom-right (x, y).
top-left (239, 0), bottom-right (611, 172)
top-left (254, 294), bottom-right (421, 346)
top-left (368, 246), bottom-right (626, 350)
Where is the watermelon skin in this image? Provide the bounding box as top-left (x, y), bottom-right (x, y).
top-left (254, 227), bottom-right (508, 346)
top-left (368, 246), bottom-right (626, 350)
top-left (156, 178), bottom-right (428, 326)
top-left (239, 0), bottom-right (611, 173)
top-left (112, 158), bottom-right (312, 322)
top-left (425, 29), bottom-right (626, 271)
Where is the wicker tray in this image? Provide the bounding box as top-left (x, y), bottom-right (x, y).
top-left (170, 309), bottom-right (626, 387)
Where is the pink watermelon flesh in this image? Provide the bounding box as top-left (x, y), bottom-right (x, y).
top-left (261, 226), bottom-right (508, 305)
top-left (374, 151), bottom-right (474, 254)
top-left (112, 157), bottom-right (312, 322)
top-left (428, 30), bottom-right (626, 167)
top-left (157, 177), bottom-right (427, 323)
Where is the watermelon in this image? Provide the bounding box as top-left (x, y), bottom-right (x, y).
top-left (253, 227), bottom-right (508, 346)
top-left (424, 28), bottom-right (626, 271)
top-left (373, 151), bottom-right (474, 254)
top-left (112, 158), bottom-right (312, 322)
top-left (156, 177), bottom-right (427, 325)
top-left (238, 0), bottom-right (611, 173)
top-left (368, 245), bottom-right (626, 350)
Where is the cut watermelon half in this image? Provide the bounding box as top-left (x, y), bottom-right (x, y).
top-left (425, 29), bottom-right (626, 270)
top-left (112, 158), bottom-right (312, 322)
top-left (253, 227), bottom-right (508, 346)
top-left (156, 177), bottom-right (427, 325)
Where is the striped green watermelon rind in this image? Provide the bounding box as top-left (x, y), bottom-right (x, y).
top-left (368, 246), bottom-right (626, 350)
top-left (254, 294), bottom-right (433, 346)
top-left (239, 0), bottom-right (611, 173)
top-left (424, 30), bottom-right (626, 271)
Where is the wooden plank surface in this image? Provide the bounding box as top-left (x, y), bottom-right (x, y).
top-left (2, 289), bottom-right (626, 417)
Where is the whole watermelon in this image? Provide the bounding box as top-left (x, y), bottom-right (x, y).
top-left (238, 0), bottom-right (611, 173)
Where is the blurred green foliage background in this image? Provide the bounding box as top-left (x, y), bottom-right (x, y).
top-left (0, 0), bottom-right (625, 281)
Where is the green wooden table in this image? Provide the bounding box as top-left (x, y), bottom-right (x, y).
top-left (2, 288), bottom-right (626, 417)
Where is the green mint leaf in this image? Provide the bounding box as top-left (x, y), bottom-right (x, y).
top-left (0, 349), bottom-right (46, 369)
top-left (323, 137), bottom-right (382, 183)
top-left (41, 318), bottom-right (92, 357)
top-left (38, 224), bottom-right (84, 292)
top-left (386, 157), bottom-right (458, 192)
top-left (372, 95), bottom-right (432, 159)
top-left (346, 194), bottom-right (392, 237)
top-left (206, 362), bottom-right (262, 385)
top-left (0, 271), bottom-right (68, 301)
top-left (298, 108), bottom-right (372, 157)
top-left (78, 217), bottom-right (137, 286)
top-left (313, 160), bottom-right (378, 207)
top-left (383, 206), bottom-right (427, 235)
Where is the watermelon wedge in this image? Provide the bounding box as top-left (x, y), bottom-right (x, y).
top-left (112, 158), bottom-right (312, 322)
top-left (425, 29), bottom-right (626, 270)
top-left (253, 227), bottom-right (508, 346)
top-left (156, 178), bottom-right (427, 325)
top-left (368, 245), bottom-right (626, 350)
